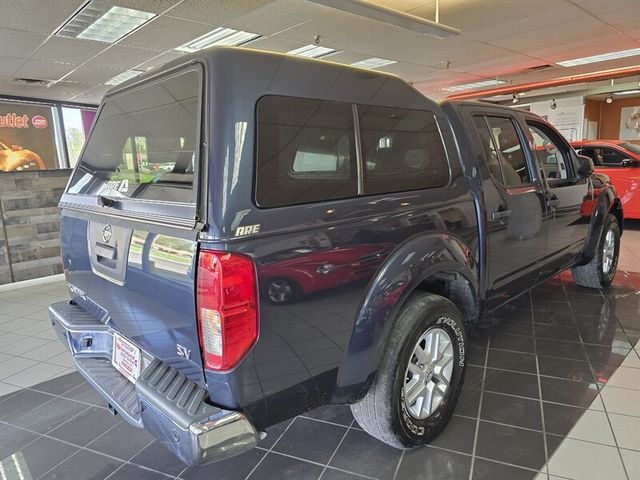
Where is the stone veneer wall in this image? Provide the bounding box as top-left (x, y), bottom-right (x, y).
top-left (0, 169), bottom-right (71, 285)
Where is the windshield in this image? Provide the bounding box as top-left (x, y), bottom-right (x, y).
top-left (620, 142), bottom-right (640, 156)
top-left (67, 69), bottom-right (200, 204)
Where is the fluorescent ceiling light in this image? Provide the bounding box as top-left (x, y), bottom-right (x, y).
top-left (56, 1), bottom-right (155, 43)
top-left (557, 48), bottom-right (640, 67)
top-left (105, 69), bottom-right (143, 86)
top-left (175, 27), bottom-right (261, 53)
top-left (287, 45), bottom-right (339, 58)
top-left (614, 89), bottom-right (640, 95)
top-left (351, 57), bottom-right (397, 69)
top-left (443, 79), bottom-right (506, 92)
top-left (308, 0), bottom-right (459, 39)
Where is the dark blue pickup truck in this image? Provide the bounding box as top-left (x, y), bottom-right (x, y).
top-left (50, 47), bottom-right (622, 466)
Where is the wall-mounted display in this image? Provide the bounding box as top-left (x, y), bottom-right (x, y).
top-left (620, 106), bottom-right (640, 140)
top-left (0, 101), bottom-right (59, 171)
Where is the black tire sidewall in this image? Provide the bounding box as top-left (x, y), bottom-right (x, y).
top-left (266, 277), bottom-right (298, 304)
top-left (389, 297), bottom-right (467, 446)
top-left (598, 215), bottom-right (620, 286)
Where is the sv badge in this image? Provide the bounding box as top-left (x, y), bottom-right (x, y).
top-left (176, 344), bottom-right (191, 360)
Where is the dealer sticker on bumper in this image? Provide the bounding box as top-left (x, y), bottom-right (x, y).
top-left (112, 333), bottom-right (141, 383)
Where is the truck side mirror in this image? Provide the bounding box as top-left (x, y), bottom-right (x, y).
top-left (576, 154), bottom-right (594, 178)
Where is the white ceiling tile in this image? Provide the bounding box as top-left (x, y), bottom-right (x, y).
top-left (107, 0), bottom-right (181, 14)
top-left (276, 12), bottom-right (372, 44)
top-left (31, 37), bottom-right (107, 65)
top-left (62, 64), bottom-right (122, 84)
top-left (0, 0), bottom-right (85, 35)
top-left (135, 50), bottom-right (187, 72)
top-left (14, 59), bottom-right (77, 81)
top-left (119, 15), bottom-right (215, 51)
top-left (225, 0), bottom-right (326, 36)
top-left (86, 45), bottom-right (158, 69)
top-left (245, 36), bottom-right (304, 53)
top-left (0, 57), bottom-right (26, 77)
top-left (573, 0), bottom-right (640, 15)
top-left (36, 81), bottom-right (92, 101)
top-left (0, 28), bottom-right (47, 58)
top-left (166, 0), bottom-right (274, 25)
top-left (70, 84), bottom-right (111, 104)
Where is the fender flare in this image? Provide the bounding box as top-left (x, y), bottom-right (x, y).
top-left (333, 232), bottom-right (478, 402)
top-left (580, 184), bottom-right (619, 264)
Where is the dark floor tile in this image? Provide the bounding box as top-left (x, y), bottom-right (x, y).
top-left (490, 333), bottom-right (535, 353)
top-left (12, 396), bottom-right (89, 434)
top-left (532, 310), bottom-right (574, 326)
top-left (534, 324), bottom-right (581, 343)
top-left (454, 388), bottom-right (481, 417)
top-left (258, 419), bottom-right (293, 449)
top-left (303, 404), bottom-right (354, 426)
top-left (538, 355), bottom-right (594, 383)
top-left (487, 350), bottom-right (537, 374)
top-left (329, 429), bottom-right (402, 480)
top-left (543, 402), bottom-right (588, 436)
top-left (532, 288), bottom-right (567, 303)
top-left (181, 448), bottom-right (264, 480)
top-left (31, 371), bottom-right (85, 396)
top-left (492, 307), bottom-right (533, 323)
top-left (574, 315), bottom-right (627, 345)
top-left (48, 406), bottom-right (121, 447)
top-left (531, 299), bottom-right (571, 315)
top-left (540, 377), bottom-right (598, 408)
top-left (492, 319), bottom-right (534, 337)
top-left (468, 345), bottom-right (487, 366)
top-left (44, 449), bottom-right (124, 480)
top-left (480, 392), bottom-right (542, 431)
top-left (0, 423), bottom-right (38, 460)
top-left (62, 382), bottom-right (105, 405)
top-left (546, 433), bottom-right (565, 458)
top-left (2, 436), bottom-right (77, 480)
top-left (86, 421), bottom-right (154, 461)
top-left (584, 344), bottom-right (631, 368)
top-left (128, 441), bottom-right (186, 478)
top-left (483, 369), bottom-right (539, 399)
top-left (273, 417), bottom-right (346, 464)
top-left (396, 446), bottom-right (471, 480)
top-left (475, 421), bottom-right (546, 470)
top-left (0, 389), bottom-right (54, 421)
top-left (472, 458), bottom-right (539, 480)
top-left (535, 338), bottom-right (588, 361)
top-left (430, 415), bottom-right (476, 454)
top-left (320, 468), bottom-right (367, 480)
top-left (463, 365), bottom-right (485, 390)
top-left (105, 463), bottom-right (170, 480)
top-left (469, 328), bottom-right (491, 348)
top-left (248, 452), bottom-right (322, 480)
top-left (570, 298), bottom-right (609, 316)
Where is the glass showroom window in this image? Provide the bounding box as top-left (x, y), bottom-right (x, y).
top-left (62, 107), bottom-right (96, 167)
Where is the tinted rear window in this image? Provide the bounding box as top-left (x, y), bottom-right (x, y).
top-left (357, 105), bottom-right (449, 195)
top-left (67, 70), bottom-right (200, 204)
top-left (255, 96), bottom-right (357, 208)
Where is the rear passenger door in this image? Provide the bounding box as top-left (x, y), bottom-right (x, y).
top-left (469, 112), bottom-right (548, 308)
top-left (525, 121), bottom-right (590, 268)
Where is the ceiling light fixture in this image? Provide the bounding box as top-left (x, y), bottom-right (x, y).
top-left (176, 27), bottom-right (261, 53)
top-left (55, 1), bottom-right (155, 43)
top-left (307, 0), bottom-right (460, 39)
top-left (287, 44), bottom-right (340, 58)
top-left (105, 69), bottom-right (144, 86)
top-left (606, 94), bottom-right (614, 104)
top-left (443, 79), bottom-right (506, 93)
top-left (512, 93), bottom-right (520, 104)
top-left (351, 57), bottom-right (397, 69)
top-left (557, 47), bottom-right (640, 67)
top-left (614, 89), bottom-right (640, 95)
top-left (550, 99), bottom-right (557, 110)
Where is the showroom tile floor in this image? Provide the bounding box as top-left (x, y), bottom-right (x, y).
top-left (1, 225), bottom-right (640, 479)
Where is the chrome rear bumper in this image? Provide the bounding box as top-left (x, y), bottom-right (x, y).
top-left (49, 300), bottom-right (259, 466)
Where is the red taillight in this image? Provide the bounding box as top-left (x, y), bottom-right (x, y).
top-left (196, 250), bottom-right (258, 371)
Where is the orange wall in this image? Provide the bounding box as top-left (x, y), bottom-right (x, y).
top-left (600, 97), bottom-right (640, 142)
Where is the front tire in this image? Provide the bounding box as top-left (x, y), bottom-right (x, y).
top-left (572, 213), bottom-right (620, 289)
top-left (350, 292), bottom-right (467, 448)
top-left (265, 277), bottom-right (299, 304)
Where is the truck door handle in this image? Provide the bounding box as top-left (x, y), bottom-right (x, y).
top-left (491, 209), bottom-right (512, 220)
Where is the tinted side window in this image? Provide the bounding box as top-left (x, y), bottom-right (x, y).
top-left (600, 147), bottom-right (627, 166)
top-left (358, 105), bottom-right (449, 195)
top-left (472, 115), bottom-right (503, 181)
top-left (256, 96), bottom-right (356, 208)
top-left (485, 116), bottom-right (531, 187)
top-left (527, 123), bottom-right (571, 180)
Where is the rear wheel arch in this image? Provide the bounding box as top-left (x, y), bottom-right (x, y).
top-left (610, 198), bottom-right (623, 235)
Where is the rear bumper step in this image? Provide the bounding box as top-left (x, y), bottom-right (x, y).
top-left (49, 300), bottom-right (259, 466)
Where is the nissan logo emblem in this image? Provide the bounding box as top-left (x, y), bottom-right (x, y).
top-left (102, 224), bottom-right (113, 243)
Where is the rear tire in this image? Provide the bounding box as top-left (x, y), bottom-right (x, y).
top-left (350, 292), bottom-right (467, 448)
top-left (572, 213), bottom-right (620, 289)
